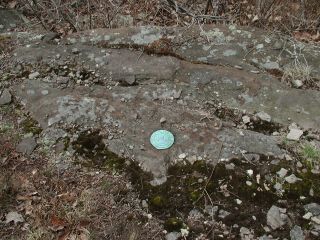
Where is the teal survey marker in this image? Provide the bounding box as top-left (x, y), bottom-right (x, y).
top-left (150, 130), bottom-right (175, 150)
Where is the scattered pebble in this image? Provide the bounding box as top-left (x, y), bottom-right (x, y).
top-left (287, 129), bottom-right (303, 141)
top-left (242, 115), bottom-right (251, 124)
top-left (16, 137), bottom-right (37, 155)
top-left (267, 205), bottom-right (288, 230)
top-left (246, 169), bottom-right (253, 177)
top-left (0, 89), bottom-right (12, 105)
top-left (292, 80), bottom-right (303, 88)
top-left (71, 47), bottom-right (80, 54)
top-left (277, 168), bottom-right (288, 178)
top-left (218, 209), bottom-right (230, 219)
top-left (290, 225), bottom-right (304, 240)
top-left (178, 153), bottom-right (187, 159)
top-left (256, 111), bottom-right (271, 122)
top-left (246, 181), bottom-right (252, 186)
top-left (28, 72), bottom-right (40, 79)
top-left (302, 212), bottom-right (312, 220)
top-left (5, 211), bottom-right (24, 224)
top-left (160, 117), bottom-right (166, 123)
top-left (285, 174), bottom-right (302, 184)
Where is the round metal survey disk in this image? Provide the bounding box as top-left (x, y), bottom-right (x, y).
top-left (150, 130), bottom-right (175, 150)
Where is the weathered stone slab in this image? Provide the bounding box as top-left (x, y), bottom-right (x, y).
top-left (0, 9), bottom-right (28, 32)
top-left (10, 25), bottom-right (320, 183)
top-left (66, 25), bottom-right (320, 79)
top-left (16, 79), bottom-right (282, 181)
top-left (13, 40), bottom-right (320, 130)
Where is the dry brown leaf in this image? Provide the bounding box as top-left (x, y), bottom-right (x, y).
top-left (293, 31), bottom-right (320, 42)
top-left (49, 215), bottom-right (67, 232)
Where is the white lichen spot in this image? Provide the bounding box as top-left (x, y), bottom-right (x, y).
top-left (131, 26), bottom-right (162, 44)
top-left (197, 57), bottom-right (208, 62)
top-left (223, 49), bottom-right (237, 57)
top-left (48, 96), bottom-right (98, 126)
top-left (68, 38), bottom-right (76, 44)
top-left (229, 25), bottom-right (237, 31)
top-left (256, 43), bottom-right (264, 50)
top-left (104, 35), bottom-right (111, 41)
top-left (202, 45), bottom-right (211, 51)
top-left (200, 28), bottom-right (234, 44)
top-left (265, 37), bottom-right (271, 43)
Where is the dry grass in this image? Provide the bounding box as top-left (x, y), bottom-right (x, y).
top-left (12, 0), bottom-right (320, 38)
top-left (282, 62), bottom-right (313, 86)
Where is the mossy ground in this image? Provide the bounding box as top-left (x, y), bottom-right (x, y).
top-left (70, 130), bottom-right (320, 238)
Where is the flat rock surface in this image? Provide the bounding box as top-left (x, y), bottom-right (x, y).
top-left (0, 9), bottom-right (28, 32)
top-left (16, 137), bottom-right (37, 155)
top-left (12, 26), bottom-right (320, 130)
top-left (9, 25), bottom-right (320, 181)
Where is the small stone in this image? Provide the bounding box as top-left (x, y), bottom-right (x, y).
top-left (56, 76), bottom-right (69, 85)
top-left (225, 163), bottom-right (235, 170)
top-left (0, 89), bottom-right (12, 105)
top-left (204, 205), bottom-right (219, 217)
top-left (218, 209), bottom-right (230, 219)
top-left (277, 168), bottom-right (288, 178)
top-left (165, 232), bottom-right (181, 240)
top-left (287, 129), bottom-right (303, 141)
top-left (311, 216), bottom-right (320, 225)
top-left (304, 203), bottom-right (320, 216)
top-left (124, 75), bottom-right (136, 85)
top-left (290, 225), bottom-right (304, 240)
top-left (173, 89), bottom-right (182, 99)
top-left (16, 137), bottom-right (37, 155)
top-left (236, 199), bottom-right (242, 205)
top-left (42, 32), bottom-right (59, 42)
top-left (267, 205), bottom-right (288, 230)
top-left (256, 112), bottom-right (271, 122)
top-left (292, 80), bottom-right (303, 88)
top-left (178, 153), bottom-right (187, 159)
top-left (5, 211), bottom-right (24, 224)
top-left (256, 43), bottom-right (264, 49)
top-left (285, 174), bottom-right (302, 184)
top-left (240, 227), bottom-right (254, 240)
top-left (310, 188), bottom-right (314, 197)
top-left (188, 209), bottom-right (204, 219)
top-left (246, 169), bottom-right (253, 176)
top-left (246, 181), bottom-right (252, 186)
top-left (29, 72), bottom-right (40, 79)
top-left (273, 183), bottom-right (282, 191)
top-left (160, 117), bottom-right (166, 123)
top-left (263, 62), bottom-right (280, 70)
top-left (142, 200), bottom-right (148, 209)
top-left (71, 48), bottom-right (80, 54)
top-left (273, 40), bottom-right (283, 50)
top-left (302, 212), bottom-right (312, 220)
top-left (41, 90), bottom-right (49, 95)
top-left (242, 115), bottom-right (251, 124)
